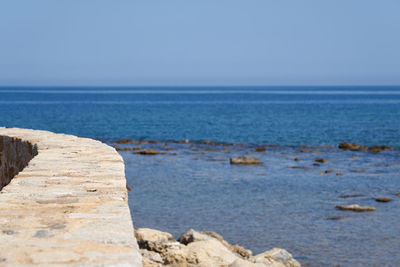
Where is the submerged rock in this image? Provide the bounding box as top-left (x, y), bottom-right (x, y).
top-left (336, 204), bottom-right (376, 212)
top-left (327, 216), bottom-right (346, 221)
top-left (369, 146), bottom-right (393, 153)
top-left (314, 158), bottom-right (326, 163)
top-left (351, 169), bottom-right (366, 173)
top-left (254, 147), bottom-right (266, 152)
top-left (135, 149), bottom-right (160, 155)
top-left (198, 140), bottom-right (217, 145)
top-left (373, 197), bottom-right (392, 203)
top-left (290, 166), bottom-right (311, 170)
top-left (176, 139), bottom-right (190, 144)
top-left (300, 149), bottom-right (318, 153)
top-left (117, 139), bottom-right (133, 144)
top-left (340, 194), bottom-right (364, 199)
top-left (115, 146), bottom-right (132, 151)
top-left (133, 140), bottom-right (149, 145)
top-left (230, 156), bottom-right (262, 165)
top-left (338, 142), bottom-right (367, 151)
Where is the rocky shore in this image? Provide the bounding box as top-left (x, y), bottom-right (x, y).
top-left (118, 138), bottom-right (400, 266)
top-left (135, 227), bottom-right (300, 267)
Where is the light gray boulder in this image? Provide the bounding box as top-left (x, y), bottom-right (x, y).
top-left (253, 248), bottom-right (301, 267)
top-left (137, 227), bottom-right (301, 267)
top-left (178, 229), bottom-right (252, 259)
top-left (135, 227), bottom-right (175, 243)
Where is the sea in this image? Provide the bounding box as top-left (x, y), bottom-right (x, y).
top-left (0, 86), bottom-right (399, 266)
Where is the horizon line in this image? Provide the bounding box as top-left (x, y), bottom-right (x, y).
top-left (1, 84), bottom-right (400, 88)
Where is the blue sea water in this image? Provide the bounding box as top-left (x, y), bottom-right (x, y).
top-left (1, 86), bottom-right (400, 146)
top-left (1, 86), bottom-right (400, 266)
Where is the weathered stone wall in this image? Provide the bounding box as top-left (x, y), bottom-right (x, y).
top-left (0, 127), bottom-right (142, 266)
top-left (0, 135), bottom-right (37, 190)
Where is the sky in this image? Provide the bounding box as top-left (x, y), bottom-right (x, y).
top-left (0, 0), bottom-right (399, 86)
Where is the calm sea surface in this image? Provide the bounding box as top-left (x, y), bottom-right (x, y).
top-left (1, 86), bottom-right (400, 266)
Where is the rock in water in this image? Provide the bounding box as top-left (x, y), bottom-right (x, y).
top-left (300, 149), bottom-right (318, 153)
top-left (327, 216), bottom-right (345, 221)
top-left (338, 142), bottom-right (367, 151)
top-left (133, 140), bottom-right (149, 145)
top-left (335, 204), bottom-right (376, 212)
top-left (369, 145), bottom-right (393, 153)
top-left (314, 158), bottom-right (326, 163)
top-left (373, 197), bottom-right (392, 203)
top-left (230, 156), bottom-right (262, 165)
top-left (135, 149), bottom-right (159, 155)
top-left (117, 139), bottom-right (133, 144)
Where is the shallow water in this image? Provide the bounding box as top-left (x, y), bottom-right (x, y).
top-left (122, 142), bottom-right (400, 267)
top-left (1, 86), bottom-right (400, 266)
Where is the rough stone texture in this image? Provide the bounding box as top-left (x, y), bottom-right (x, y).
top-left (253, 248), bottom-right (301, 267)
top-left (178, 229), bottom-right (252, 259)
top-left (0, 135), bottom-right (37, 190)
top-left (0, 127), bottom-right (142, 266)
top-left (135, 228), bottom-right (175, 244)
top-left (138, 228), bottom-right (301, 267)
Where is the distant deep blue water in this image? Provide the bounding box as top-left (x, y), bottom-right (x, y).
top-left (1, 86), bottom-right (400, 266)
top-left (1, 86), bottom-right (400, 146)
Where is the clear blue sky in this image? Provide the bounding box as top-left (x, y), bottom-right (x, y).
top-left (1, 0), bottom-right (399, 86)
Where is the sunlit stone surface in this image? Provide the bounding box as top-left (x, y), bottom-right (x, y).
top-left (0, 127), bottom-right (142, 266)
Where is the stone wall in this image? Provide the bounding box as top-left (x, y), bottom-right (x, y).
top-left (0, 127), bottom-right (142, 266)
top-left (0, 135), bottom-right (37, 190)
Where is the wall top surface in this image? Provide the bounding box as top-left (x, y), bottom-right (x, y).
top-left (0, 127), bottom-right (142, 267)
